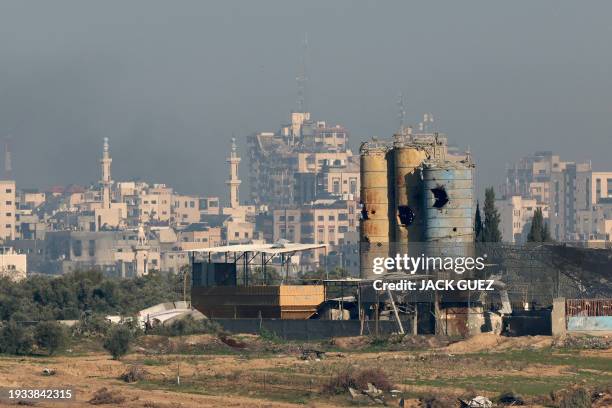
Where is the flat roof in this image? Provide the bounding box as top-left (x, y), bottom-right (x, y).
top-left (184, 242), bottom-right (328, 255)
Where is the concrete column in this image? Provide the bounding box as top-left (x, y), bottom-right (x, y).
top-left (551, 297), bottom-right (566, 336)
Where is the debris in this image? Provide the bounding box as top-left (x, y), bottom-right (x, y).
top-left (300, 349), bottom-right (326, 360)
top-left (365, 383), bottom-right (383, 397)
top-left (497, 390), bottom-right (525, 405)
top-left (347, 387), bottom-right (369, 403)
top-left (42, 368), bottom-right (56, 376)
top-left (557, 335), bottom-right (612, 350)
top-left (459, 396), bottom-right (492, 408)
top-left (219, 335), bottom-right (247, 349)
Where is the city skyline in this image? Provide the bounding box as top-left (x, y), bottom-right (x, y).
top-left (1, 1), bottom-right (610, 198)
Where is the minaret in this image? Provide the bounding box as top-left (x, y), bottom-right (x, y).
top-left (226, 137), bottom-right (241, 209)
top-left (100, 137), bottom-right (112, 209)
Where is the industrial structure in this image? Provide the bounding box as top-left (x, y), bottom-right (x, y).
top-left (188, 242), bottom-right (327, 319)
top-left (359, 127), bottom-right (475, 279)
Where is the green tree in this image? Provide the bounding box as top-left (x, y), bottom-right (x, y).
top-left (103, 325), bottom-right (132, 360)
top-left (527, 207), bottom-right (551, 242)
top-left (0, 321), bottom-right (33, 355)
top-left (474, 201), bottom-right (483, 242)
top-left (482, 187), bottom-right (502, 242)
top-left (34, 321), bottom-right (69, 355)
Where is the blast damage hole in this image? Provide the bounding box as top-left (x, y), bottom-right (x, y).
top-left (398, 206), bottom-right (415, 226)
top-left (430, 185), bottom-right (449, 209)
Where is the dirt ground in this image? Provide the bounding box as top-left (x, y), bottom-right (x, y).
top-left (0, 333), bottom-right (610, 408)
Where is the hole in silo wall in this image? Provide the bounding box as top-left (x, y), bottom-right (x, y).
top-left (431, 185), bottom-right (449, 209)
top-left (398, 206), bottom-right (415, 226)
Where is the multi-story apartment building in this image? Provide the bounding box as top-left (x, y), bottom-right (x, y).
top-left (504, 151), bottom-right (612, 241)
top-left (177, 223), bottom-right (222, 247)
top-left (172, 195), bottom-right (200, 225)
top-left (248, 112), bottom-right (355, 208)
top-left (199, 196), bottom-right (220, 216)
top-left (271, 199), bottom-right (358, 267)
top-left (0, 180), bottom-right (16, 241)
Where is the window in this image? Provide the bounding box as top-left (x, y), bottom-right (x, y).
top-left (5, 201), bottom-right (11, 205)
top-left (333, 180), bottom-right (340, 194)
top-left (190, 201), bottom-right (195, 208)
top-left (317, 215), bottom-right (324, 221)
top-left (73, 240), bottom-right (82, 257)
top-left (88, 240), bottom-right (95, 257)
top-left (288, 216), bottom-right (295, 222)
top-left (328, 215), bottom-right (335, 221)
top-left (5, 189), bottom-right (11, 193)
top-left (234, 232), bottom-right (239, 238)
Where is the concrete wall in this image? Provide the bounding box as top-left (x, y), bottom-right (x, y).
top-left (568, 316), bottom-right (612, 332)
top-left (212, 318), bottom-right (412, 340)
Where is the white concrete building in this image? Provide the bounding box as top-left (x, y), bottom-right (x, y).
top-left (497, 196), bottom-right (549, 243)
top-left (0, 247), bottom-right (26, 281)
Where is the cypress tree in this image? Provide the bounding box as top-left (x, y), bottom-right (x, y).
top-left (482, 187), bottom-right (502, 242)
top-left (528, 207), bottom-right (551, 242)
top-left (474, 201), bottom-right (483, 242)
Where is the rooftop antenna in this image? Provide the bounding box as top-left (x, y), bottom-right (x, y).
top-left (397, 92), bottom-right (406, 132)
top-left (422, 113), bottom-right (434, 132)
top-left (296, 33), bottom-right (309, 113)
top-left (3, 136), bottom-right (12, 180)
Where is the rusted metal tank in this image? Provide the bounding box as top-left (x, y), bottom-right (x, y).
top-left (360, 144), bottom-right (391, 278)
top-left (393, 145), bottom-right (428, 252)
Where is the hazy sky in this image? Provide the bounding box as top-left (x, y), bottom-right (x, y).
top-left (1, 1), bottom-right (611, 202)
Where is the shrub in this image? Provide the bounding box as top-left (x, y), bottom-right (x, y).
top-left (148, 316), bottom-right (221, 337)
top-left (89, 387), bottom-right (126, 405)
top-left (103, 325), bottom-right (132, 360)
top-left (0, 321), bottom-right (34, 355)
top-left (34, 321), bottom-right (69, 355)
top-left (324, 367), bottom-right (393, 394)
top-left (559, 387), bottom-right (591, 408)
top-left (119, 365), bottom-right (148, 383)
top-left (72, 314), bottom-right (111, 338)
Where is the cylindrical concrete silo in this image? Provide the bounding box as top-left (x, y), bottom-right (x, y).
top-left (393, 146), bottom-right (428, 255)
top-left (422, 161), bottom-right (474, 262)
top-left (359, 145), bottom-right (390, 279)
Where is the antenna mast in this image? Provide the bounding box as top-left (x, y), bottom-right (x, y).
top-left (3, 136), bottom-right (12, 179)
top-left (296, 33), bottom-right (308, 112)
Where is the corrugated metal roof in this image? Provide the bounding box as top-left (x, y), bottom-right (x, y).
top-left (184, 242), bottom-right (327, 255)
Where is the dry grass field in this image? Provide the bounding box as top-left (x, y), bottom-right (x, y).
top-left (0, 333), bottom-right (610, 407)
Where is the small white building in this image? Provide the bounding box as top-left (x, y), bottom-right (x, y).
top-left (0, 247), bottom-right (27, 281)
